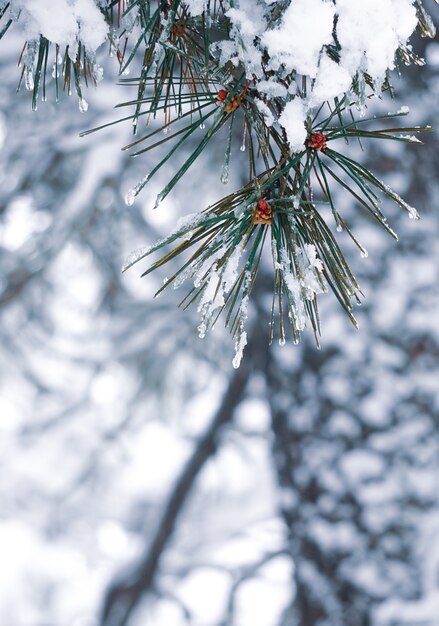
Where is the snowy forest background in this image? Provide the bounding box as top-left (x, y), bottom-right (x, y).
top-left (1, 3), bottom-right (439, 625)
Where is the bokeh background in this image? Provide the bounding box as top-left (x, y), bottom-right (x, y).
top-left (1, 4), bottom-right (439, 625)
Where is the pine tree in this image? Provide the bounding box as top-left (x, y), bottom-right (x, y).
top-left (1, 0), bottom-right (436, 363)
top-left (1, 5), bottom-right (439, 625)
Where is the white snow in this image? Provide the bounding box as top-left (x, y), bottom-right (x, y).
top-left (12, 0), bottom-right (108, 58)
top-left (4, 0), bottom-right (426, 151)
top-left (278, 99), bottom-right (307, 154)
top-left (310, 55), bottom-right (353, 106)
top-left (262, 0), bottom-right (336, 79)
top-left (336, 0), bottom-right (418, 82)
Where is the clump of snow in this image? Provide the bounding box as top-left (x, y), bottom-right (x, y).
top-left (262, 0), bottom-right (336, 79)
top-left (310, 56), bottom-right (353, 106)
top-left (217, 0), bottom-right (266, 79)
top-left (336, 0), bottom-right (418, 82)
top-left (11, 0), bottom-right (108, 59)
top-left (185, 0), bottom-right (207, 17)
top-left (255, 100), bottom-right (274, 127)
top-left (278, 99), bottom-right (307, 153)
top-left (4, 0), bottom-right (428, 140)
top-left (209, 0), bottom-right (424, 150)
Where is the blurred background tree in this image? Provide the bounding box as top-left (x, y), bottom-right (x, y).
top-left (0, 3), bottom-right (439, 626)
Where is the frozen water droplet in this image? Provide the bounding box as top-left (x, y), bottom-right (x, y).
top-left (199, 122), bottom-right (205, 129)
top-left (125, 174), bottom-right (150, 206)
top-left (122, 68), bottom-right (130, 76)
top-left (125, 189), bottom-right (136, 206)
top-left (279, 337), bottom-right (286, 346)
top-left (240, 143), bottom-right (246, 152)
top-left (360, 248), bottom-right (369, 258)
top-left (79, 97), bottom-right (88, 113)
top-left (154, 192), bottom-right (164, 209)
top-left (336, 224), bottom-right (343, 232)
top-left (220, 170), bottom-right (229, 184)
top-left (407, 206), bottom-right (420, 220)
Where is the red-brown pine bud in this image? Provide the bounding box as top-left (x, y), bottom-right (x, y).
top-left (253, 199), bottom-right (272, 225)
top-left (307, 132), bottom-right (328, 152)
top-left (217, 89), bottom-right (228, 103)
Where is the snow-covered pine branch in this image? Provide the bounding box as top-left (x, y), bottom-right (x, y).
top-left (1, 0), bottom-right (435, 365)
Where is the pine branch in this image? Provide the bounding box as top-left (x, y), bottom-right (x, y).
top-left (1, 0), bottom-right (436, 362)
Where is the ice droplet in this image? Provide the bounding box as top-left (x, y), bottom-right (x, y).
top-left (360, 248), bottom-right (369, 258)
top-left (79, 98), bottom-right (88, 113)
top-left (240, 143), bottom-right (246, 152)
top-left (220, 168), bottom-right (229, 184)
top-left (407, 206), bottom-right (420, 220)
top-left (336, 224), bottom-right (343, 232)
top-left (124, 174), bottom-right (150, 206)
top-left (199, 122), bottom-right (205, 129)
top-left (125, 189), bottom-right (136, 206)
top-left (154, 191), bottom-right (164, 209)
top-left (279, 337), bottom-right (286, 346)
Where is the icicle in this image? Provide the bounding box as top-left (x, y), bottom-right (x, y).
top-left (24, 70), bottom-right (34, 91)
top-left (240, 120), bottom-right (247, 152)
top-left (220, 116), bottom-right (234, 184)
top-left (233, 331), bottom-right (247, 368)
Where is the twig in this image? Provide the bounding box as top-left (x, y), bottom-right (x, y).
top-left (100, 347), bottom-right (253, 626)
